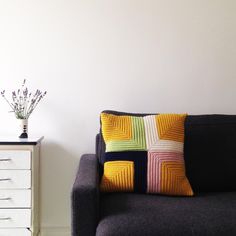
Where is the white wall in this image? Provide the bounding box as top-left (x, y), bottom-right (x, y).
top-left (0, 0), bottom-right (236, 235)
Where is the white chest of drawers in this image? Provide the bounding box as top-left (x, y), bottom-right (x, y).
top-left (0, 137), bottom-right (43, 236)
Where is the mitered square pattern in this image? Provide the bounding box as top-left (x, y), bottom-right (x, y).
top-left (100, 112), bottom-right (193, 196)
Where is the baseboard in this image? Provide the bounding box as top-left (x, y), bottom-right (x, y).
top-left (39, 227), bottom-right (70, 236)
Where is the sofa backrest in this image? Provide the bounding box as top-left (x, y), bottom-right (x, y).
top-left (96, 112), bottom-right (236, 193)
top-left (96, 133), bottom-right (105, 163)
top-left (185, 115), bottom-right (236, 192)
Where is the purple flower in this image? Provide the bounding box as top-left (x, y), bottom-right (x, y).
top-left (23, 88), bottom-right (28, 97)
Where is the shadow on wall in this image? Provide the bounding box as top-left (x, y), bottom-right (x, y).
top-left (39, 140), bottom-right (80, 227)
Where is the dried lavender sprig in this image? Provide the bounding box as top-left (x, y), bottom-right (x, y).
top-left (15, 79), bottom-right (26, 116)
top-left (12, 91), bottom-right (17, 102)
top-left (22, 88), bottom-right (28, 117)
top-left (1, 90), bottom-right (15, 110)
top-left (23, 87), bottom-right (28, 97)
top-left (26, 99), bottom-right (36, 117)
top-left (25, 91), bottom-right (41, 117)
top-left (26, 91), bottom-right (46, 118)
top-left (27, 91), bottom-right (46, 117)
top-left (2, 89), bottom-right (23, 118)
top-left (26, 92), bottom-right (46, 118)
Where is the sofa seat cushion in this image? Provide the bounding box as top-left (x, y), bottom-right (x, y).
top-left (97, 192), bottom-right (236, 236)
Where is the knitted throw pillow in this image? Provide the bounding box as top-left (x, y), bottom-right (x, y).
top-left (100, 112), bottom-right (194, 196)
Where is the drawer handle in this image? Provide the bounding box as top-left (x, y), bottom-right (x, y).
top-left (0, 178), bottom-right (11, 181)
top-left (0, 158), bottom-right (11, 161)
top-left (0, 197), bottom-right (11, 200)
top-left (0, 217), bottom-right (11, 220)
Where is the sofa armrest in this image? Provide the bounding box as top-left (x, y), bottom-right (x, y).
top-left (71, 154), bottom-right (100, 236)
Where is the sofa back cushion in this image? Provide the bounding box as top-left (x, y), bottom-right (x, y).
top-left (184, 115), bottom-right (236, 192)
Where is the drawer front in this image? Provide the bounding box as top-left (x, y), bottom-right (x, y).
top-left (0, 209), bottom-right (31, 228)
top-left (0, 228), bottom-right (31, 236)
top-left (0, 190), bottom-right (31, 208)
top-left (0, 170), bottom-right (31, 189)
top-left (0, 151), bottom-right (31, 170)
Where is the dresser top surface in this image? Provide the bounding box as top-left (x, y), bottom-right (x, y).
top-left (0, 136), bottom-right (44, 145)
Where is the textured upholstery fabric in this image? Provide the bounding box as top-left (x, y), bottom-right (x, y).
top-left (100, 112), bottom-right (193, 196)
top-left (185, 115), bottom-right (236, 192)
top-left (96, 133), bottom-right (105, 164)
top-left (71, 154), bottom-right (100, 236)
top-left (97, 110), bottom-right (152, 163)
top-left (97, 192), bottom-right (236, 236)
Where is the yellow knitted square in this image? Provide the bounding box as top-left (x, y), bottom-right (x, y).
top-left (101, 113), bottom-right (132, 142)
top-left (156, 114), bottom-right (187, 142)
top-left (160, 160), bottom-right (193, 196)
top-left (100, 161), bottom-right (134, 192)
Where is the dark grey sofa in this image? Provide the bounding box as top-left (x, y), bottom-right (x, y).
top-left (72, 114), bottom-right (236, 236)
